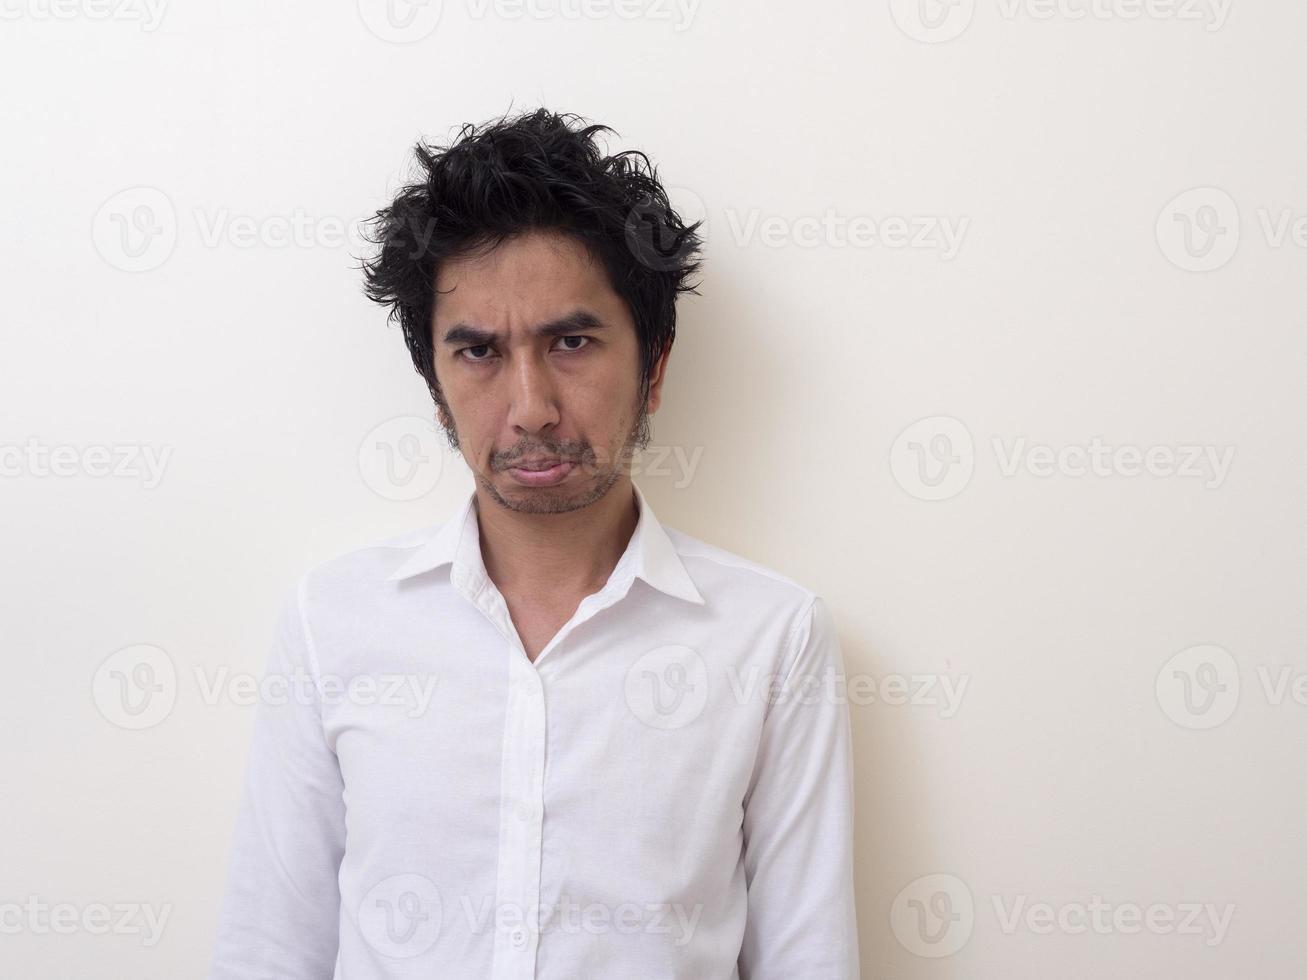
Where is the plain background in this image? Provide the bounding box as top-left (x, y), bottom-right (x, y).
top-left (2, 0), bottom-right (1303, 976)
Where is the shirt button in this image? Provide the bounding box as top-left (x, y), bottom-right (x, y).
top-left (510, 925), bottom-right (528, 948)
top-left (516, 800), bottom-right (535, 822)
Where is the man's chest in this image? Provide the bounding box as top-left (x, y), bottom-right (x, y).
top-left (318, 605), bottom-right (774, 813)
top-left (309, 579), bottom-right (808, 831)
top-left (321, 619), bottom-right (772, 916)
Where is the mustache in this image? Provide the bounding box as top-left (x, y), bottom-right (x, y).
top-left (493, 443), bottom-right (596, 469)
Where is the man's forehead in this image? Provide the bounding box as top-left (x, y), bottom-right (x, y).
top-left (433, 231), bottom-right (621, 329)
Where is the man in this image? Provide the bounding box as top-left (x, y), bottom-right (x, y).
top-left (210, 108), bottom-right (858, 979)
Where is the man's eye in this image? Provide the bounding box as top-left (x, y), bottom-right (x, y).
top-left (458, 337), bottom-right (588, 362)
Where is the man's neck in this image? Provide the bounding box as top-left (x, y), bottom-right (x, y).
top-left (475, 479), bottom-right (639, 600)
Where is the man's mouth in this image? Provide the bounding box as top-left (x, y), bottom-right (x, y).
top-left (513, 457), bottom-right (567, 471)
top-left (505, 457), bottom-right (577, 487)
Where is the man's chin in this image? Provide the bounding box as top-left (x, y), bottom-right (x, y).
top-left (481, 467), bottom-right (620, 514)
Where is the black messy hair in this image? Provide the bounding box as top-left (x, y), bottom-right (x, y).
top-left (358, 107), bottom-right (704, 415)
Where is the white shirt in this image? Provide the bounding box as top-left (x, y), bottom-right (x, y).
top-left (210, 483), bottom-right (858, 979)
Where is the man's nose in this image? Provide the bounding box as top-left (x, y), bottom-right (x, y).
top-left (507, 353), bottom-right (561, 434)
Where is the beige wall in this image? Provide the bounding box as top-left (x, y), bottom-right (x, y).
top-left (2, 1), bottom-right (1302, 976)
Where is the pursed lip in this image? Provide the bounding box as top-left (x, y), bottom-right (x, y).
top-left (508, 457), bottom-right (571, 471)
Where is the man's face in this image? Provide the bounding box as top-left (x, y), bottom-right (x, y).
top-left (431, 229), bottom-right (667, 515)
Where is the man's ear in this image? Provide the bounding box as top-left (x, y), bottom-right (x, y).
top-left (646, 342), bottom-right (673, 414)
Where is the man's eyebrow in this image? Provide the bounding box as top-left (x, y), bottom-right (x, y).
top-left (440, 309), bottom-right (608, 347)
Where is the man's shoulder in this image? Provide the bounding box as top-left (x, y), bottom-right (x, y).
top-left (294, 522), bottom-right (444, 594)
top-left (663, 525), bottom-right (819, 612)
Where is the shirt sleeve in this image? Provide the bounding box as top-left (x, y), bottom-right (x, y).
top-left (737, 595), bottom-right (860, 980)
top-left (209, 578), bottom-right (346, 980)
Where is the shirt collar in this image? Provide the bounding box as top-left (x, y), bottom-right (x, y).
top-left (386, 483), bottom-right (705, 605)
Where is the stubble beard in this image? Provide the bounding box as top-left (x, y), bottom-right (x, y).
top-left (439, 390), bottom-right (653, 516)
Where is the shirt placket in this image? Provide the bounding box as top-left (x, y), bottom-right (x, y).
top-left (492, 643), bottom-right (546, 978)
top-left (458, 563), bottom-right (636, 980)
top-left (457, 573), bottom-right (545, 980)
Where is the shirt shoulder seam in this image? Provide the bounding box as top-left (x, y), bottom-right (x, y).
top-left (294, 572), bottom-right (327, 690)
top-left (751, 594), bottom-right (821, 726)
